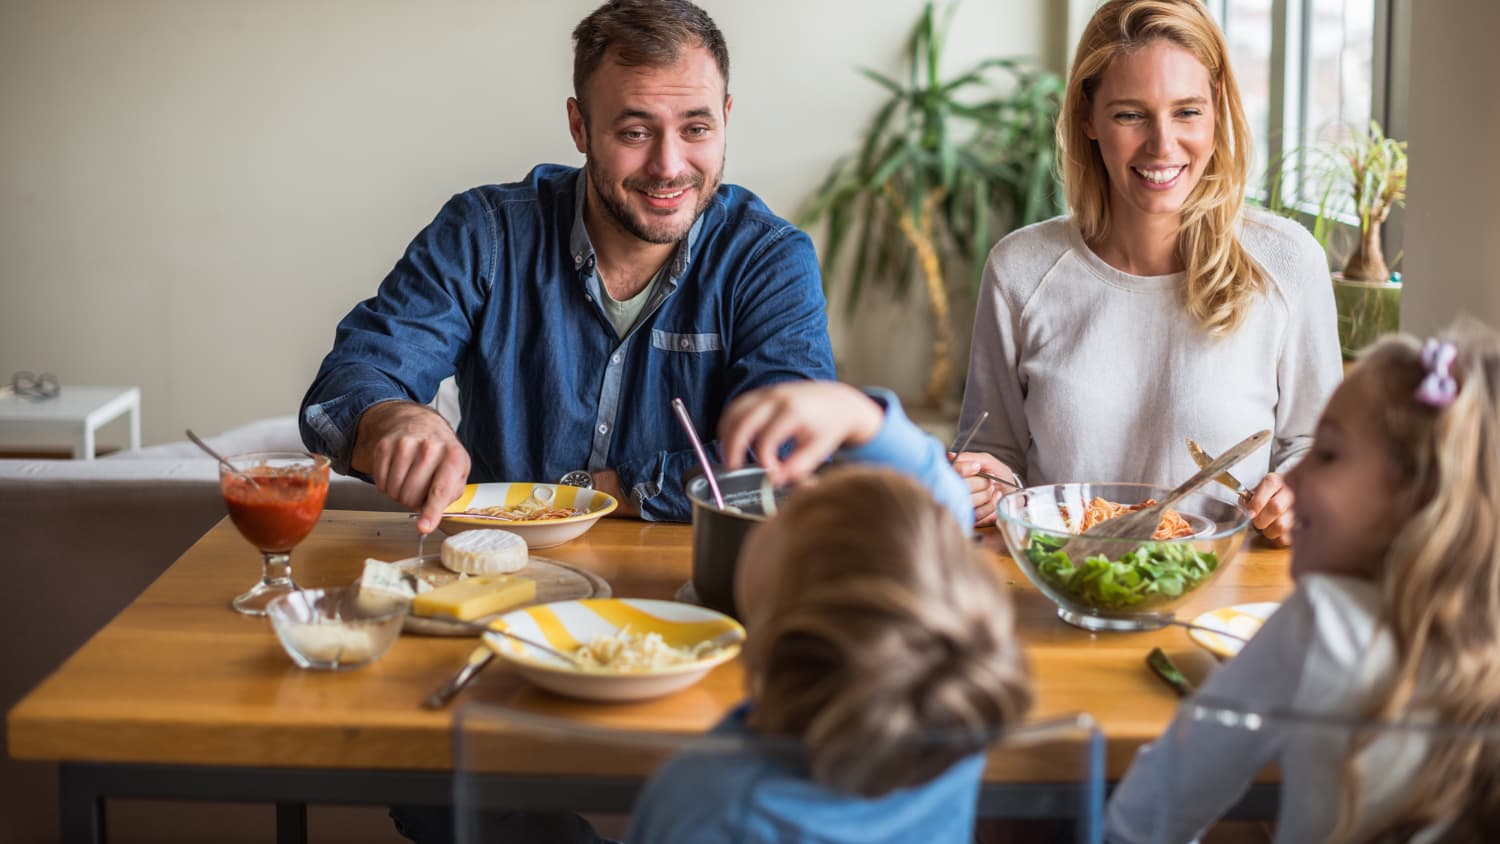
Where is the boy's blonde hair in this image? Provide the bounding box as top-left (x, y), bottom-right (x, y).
top-left (1058, 0), bottom-right (1264, 335)
top-left (1337, 322), bottom-right (1500, 840)
top-left (743, 467), bottom-right (1032, 797)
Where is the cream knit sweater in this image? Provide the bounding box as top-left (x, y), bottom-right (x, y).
top-left (959, 210), bottom-right (1341, 490)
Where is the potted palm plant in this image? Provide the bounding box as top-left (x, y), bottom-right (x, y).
top-left (800, 1), bottom-right (1063, 408)
top-left (1271, 120), bottom-right (1407, 357)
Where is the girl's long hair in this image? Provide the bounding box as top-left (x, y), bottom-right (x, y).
top-left (743, 467), bottom-right (1032, 797)
top-left (1058, 0), bottom-right (1264, 335)
top-left (1335, 324), bottom-right (1500, 841)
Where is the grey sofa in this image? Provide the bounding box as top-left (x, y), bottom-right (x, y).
top-left (1, 416), bottom-right (408, 843)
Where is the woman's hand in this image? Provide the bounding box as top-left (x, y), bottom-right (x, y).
top-left (718, 381), bottom-right (884, 487)
top-left (1244, 472), bottom-right (1294, 546)
top-left (950, 451), bottom-right (1019, 528)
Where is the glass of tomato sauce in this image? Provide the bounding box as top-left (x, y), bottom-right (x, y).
top-left (219, 451), bottom-right (331, 616)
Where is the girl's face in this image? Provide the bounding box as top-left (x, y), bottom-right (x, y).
top-left (1286, 371), bottom-right (1410, 580)
top-left (1084, 40), bottom-right (1217, 227)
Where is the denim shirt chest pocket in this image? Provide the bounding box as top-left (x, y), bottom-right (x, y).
top-left (650, 330), bottom-right (722, 354)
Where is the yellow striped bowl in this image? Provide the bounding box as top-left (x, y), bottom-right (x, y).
top-left (483, 598), bottom-right (744, 702)
top-left (1187, 602), bottom-right (1279, 660)
top-left (440, 482), bottom-right (618, 549)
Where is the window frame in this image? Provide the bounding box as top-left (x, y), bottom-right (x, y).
top-left (1213, 0), bottom-right (1407, 271)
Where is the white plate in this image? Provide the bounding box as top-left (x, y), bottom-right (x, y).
top-left (483, 598), bottom-right (743, 702)
top-left (1187, 602), bottom-right (1279, 660)
top-left (440, 482), bottom-right (617, 549)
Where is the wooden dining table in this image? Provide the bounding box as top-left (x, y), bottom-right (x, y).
top-left (7, 509), bottom-right (1294, 843)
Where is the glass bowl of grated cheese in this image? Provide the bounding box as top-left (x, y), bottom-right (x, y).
top-left (483, 598), bottom-right (744, 702)
top-left (267, 586), bottom-right (407, 670)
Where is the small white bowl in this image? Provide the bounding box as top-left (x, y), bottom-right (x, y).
top-left (267, 587), bottom-right (406, 670)
top-left (440, 482), bottom-right (617, 549)
top-left (483, 598), bottom-right (743, 702)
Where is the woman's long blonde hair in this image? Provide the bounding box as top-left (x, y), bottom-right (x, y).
top-left (1334, 323), bottom-right (1500, 841)
top-left (1058, 0), bottom-right (1264, 335)
top-left (743, 467), bottom-right (1032, 797)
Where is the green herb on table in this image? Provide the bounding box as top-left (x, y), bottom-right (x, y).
top-left (1025, 534), bottom-right (1220, 611)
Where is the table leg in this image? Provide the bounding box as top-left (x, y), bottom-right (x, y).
top-left (76, 423), bottom-right (96, 461)
top-left (276, 802), bottom-right (308, 844)
top-left (59, 765), bottom-right (107, 844)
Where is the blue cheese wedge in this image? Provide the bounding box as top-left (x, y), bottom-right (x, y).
top-left (440, 529), bottom-right (528, 575)
top-left (356, 557), bottom-right (431, 615)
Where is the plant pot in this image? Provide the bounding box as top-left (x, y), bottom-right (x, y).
top-left (1331, 273), bottom-right (1401, 359)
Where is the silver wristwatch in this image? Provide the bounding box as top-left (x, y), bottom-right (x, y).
top-left (559, 470), bottom-right (593, 489)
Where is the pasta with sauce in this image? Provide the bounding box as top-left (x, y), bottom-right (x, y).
top-left (462, 503), bottom-right (581, 521)
top-left (1065, 497), bottom-right (1195, 540)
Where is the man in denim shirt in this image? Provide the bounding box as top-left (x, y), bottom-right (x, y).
top-left (300, 0), bottom-right (834, 529)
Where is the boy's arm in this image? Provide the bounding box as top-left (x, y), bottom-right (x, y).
top-left (837, 388), bottom-right (974, 534)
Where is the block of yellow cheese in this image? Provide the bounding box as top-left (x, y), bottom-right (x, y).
top-left (410, 574), bottom-right (537, 621)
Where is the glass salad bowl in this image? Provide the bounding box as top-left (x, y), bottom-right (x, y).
top-left (995, 482), bottom-right (1252, 632)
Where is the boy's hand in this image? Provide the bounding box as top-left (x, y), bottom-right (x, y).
top-left (718, 382), bottom-right (883, 487)
top-left (950, 451), bottom-right (1018, 528)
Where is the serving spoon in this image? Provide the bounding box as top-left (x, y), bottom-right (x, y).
top-left (1058, 429), bottom-right (1271, 562)
top-left (186, 428), bottom-right (258, 488)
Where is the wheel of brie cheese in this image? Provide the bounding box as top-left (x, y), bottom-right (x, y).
top-left (440, 529), bottom-right (529, 575)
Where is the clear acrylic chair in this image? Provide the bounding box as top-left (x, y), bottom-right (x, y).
top-left (453, 701), bottom-right (1105, 843)
top-left (1125, 695), bottom-right (1500, 844)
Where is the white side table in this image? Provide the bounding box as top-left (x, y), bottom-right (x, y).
top-left (0, 386), bottom-right (141, 460)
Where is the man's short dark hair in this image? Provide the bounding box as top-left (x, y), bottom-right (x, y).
top-left (572, 0), bottom-right (730, 105)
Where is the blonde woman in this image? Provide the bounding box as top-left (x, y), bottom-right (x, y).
top-left (628, 381), bottom-right (1032, 843)
top-left (1107, 322), bottom-right (1500, 841)
top-left (954, 0), bottom-right (1340, 543)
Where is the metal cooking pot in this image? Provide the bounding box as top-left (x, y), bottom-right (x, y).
top-left (685, 466), bottom-right (789, 618)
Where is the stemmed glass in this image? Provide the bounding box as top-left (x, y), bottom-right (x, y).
top-left (219, 451), bottom-right (330, 616)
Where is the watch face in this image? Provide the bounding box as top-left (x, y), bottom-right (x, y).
top-left (559, 470), bottom-right (593, 489)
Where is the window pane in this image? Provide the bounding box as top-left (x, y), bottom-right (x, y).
top-left (1303, 0), bottom-right (1374, 201)
top-left (1218, 0), bottom-right (1274, 187)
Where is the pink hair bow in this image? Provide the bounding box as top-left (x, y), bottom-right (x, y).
top-left (1416, 338), bottom-right (1458, 408)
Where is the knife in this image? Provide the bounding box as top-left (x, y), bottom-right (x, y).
top-left (1186, 438), bottom-right (1251, 500)
top-left (423, 644), bottom-right (495, 710)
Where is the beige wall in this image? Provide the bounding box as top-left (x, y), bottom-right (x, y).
top-left (1399, 0), bottom-right (1500, 336)
top-left (0, 0), bottom-right (1050, 449)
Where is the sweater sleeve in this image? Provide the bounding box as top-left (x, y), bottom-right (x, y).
top-left (959, 240), bottom-right (1032, 481)
top-left (1269, 226), bottom-right (1343, 473)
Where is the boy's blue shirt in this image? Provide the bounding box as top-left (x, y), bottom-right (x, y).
top-left (626, 704), bottom-right (985, 844)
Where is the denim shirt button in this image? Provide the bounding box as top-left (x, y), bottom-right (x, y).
top-left (679, 338), bottom-right (690, 349)
top-left (573, 254), bottom-right (583, 267)
top-left (584, 294), bottom-right (593, 303)
top-left (611, 353), bottom-right (622, 365)
top-left (597, 423), bottom-right (609, 435)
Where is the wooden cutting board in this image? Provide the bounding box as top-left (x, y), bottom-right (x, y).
top-left (392, 553), bottom-right (612, 636)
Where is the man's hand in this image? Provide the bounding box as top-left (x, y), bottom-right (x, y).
top-left (589, 469), bottom-right (639, 518)
top-left (351, 400), bottom-right (471, 534)
top-left (718, 381), bottom-right (884, 487)
top-left (1244, 471), bottom-right (1293, 546)
top-left (950, 451), bottom-right (1018, 528)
